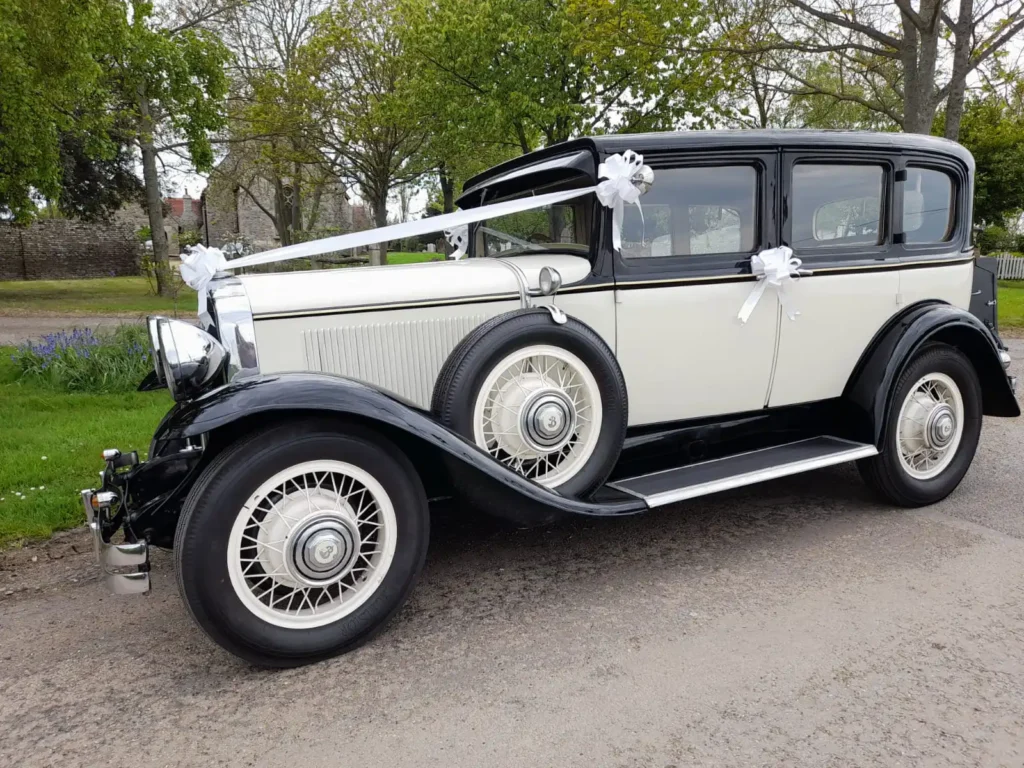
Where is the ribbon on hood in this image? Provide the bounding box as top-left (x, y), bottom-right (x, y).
top-left (178, 152), bottom-right (654, 311)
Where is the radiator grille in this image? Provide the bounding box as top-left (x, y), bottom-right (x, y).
top-left (301, 315), bottom-right (489, 408)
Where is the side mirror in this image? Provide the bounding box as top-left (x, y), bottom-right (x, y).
top-left (538, 266), bottom-right (562, 296)
top-left (632, 165), bottom-right (655, 195)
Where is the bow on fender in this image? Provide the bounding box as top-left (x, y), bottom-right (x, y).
top-left (179, 244), bottom-right (229, 315)
top-left (444, 224), bottom-right (469, 260)
top-left (596, 150), bottom-right (648, 251)
top-left (737, 246), bottom-right (811, 324)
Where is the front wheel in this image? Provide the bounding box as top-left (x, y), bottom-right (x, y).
top-left (174, 421), bottom-right (429, 667)
top-left (859, 344), bottom-right (982, 507)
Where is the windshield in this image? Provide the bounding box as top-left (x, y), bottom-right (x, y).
top-left (472, 196), bottom-right (592, 257)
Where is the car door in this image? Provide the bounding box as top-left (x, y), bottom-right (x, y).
top-left (767, 152), bottom-right (901, 408)
top-left (613, 152), bottom-right (780, 426)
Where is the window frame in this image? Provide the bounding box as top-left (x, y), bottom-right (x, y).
top-left (896, 158), bottom-right (964, 255)
top-left (782, 151), bottom-right (896, 267)
top-left (611, 151), bottom-right (776, 281)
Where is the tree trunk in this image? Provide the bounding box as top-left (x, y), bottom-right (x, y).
top-left (944, 0), bottom-right (974, 141)
top-left (440, 164), bottom-right (455, 214)
top-left (137, 89), bottom-right (171, 296)
top-left (900, 0), bottom-right (942, 134)
top-left (292, 161), bottom-right (303, 235)
top-left (371, 188), bottom-right (388, 266)
top-left (273, 178), bottom-right (292, 246)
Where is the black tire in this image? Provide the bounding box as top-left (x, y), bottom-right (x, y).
top-left (174, 421), bottom-right (429, 667)
top-left (432, 309), bottom-right (628, 504)
top-left (858, 343), bottom-right (982, 507)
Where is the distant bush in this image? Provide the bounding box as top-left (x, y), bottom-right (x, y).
top-left (178, 229), bottom-right (202, 248)
top-left (977, 225), bottom-right (1014, 254)
top-left (11, 324), bottom-right (152, 393)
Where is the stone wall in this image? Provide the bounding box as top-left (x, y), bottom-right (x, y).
top-left (0, 220), bottom-right (141, 281)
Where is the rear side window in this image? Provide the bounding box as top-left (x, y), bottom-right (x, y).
top-left (903, 167), bottom-right (954, 243)
top-left (791, 164), bottom-right (885, 249)
top-left (620, 165), bottom-right (758, 258)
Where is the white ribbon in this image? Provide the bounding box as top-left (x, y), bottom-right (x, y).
top-left (596, 150), bottom-right (645, 251)
top-left (179, 244), bottom-right (228, 315)
top-left (737, 246), bottom-right (810, 324)
top-left (178, 152), bottom-right (653, 313)
top-left (444, 224), bottom-right (469, 260)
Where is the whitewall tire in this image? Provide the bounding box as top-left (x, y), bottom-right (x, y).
top-left (175, 421), bottom-right (429, 667)
top-left (859, 344), bottom-right (982, 507)
top-left (433, 309), bottom-right (628, 510)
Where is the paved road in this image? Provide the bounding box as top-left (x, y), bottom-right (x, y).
top-left (1, 342), bottom-right (1022, 768)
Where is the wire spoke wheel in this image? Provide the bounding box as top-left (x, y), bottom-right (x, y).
top-left (227, 459), bottom-right (398, 629)
top-left (472, 344), bottom-right (603, 488)
top-left (896, 372), bottom-right (965, 480)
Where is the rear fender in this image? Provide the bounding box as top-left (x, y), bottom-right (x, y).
top-left (844, 301), bottom-right (1019, 448)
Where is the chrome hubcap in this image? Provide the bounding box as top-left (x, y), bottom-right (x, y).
top-left (473, 345), bottom-right (603, 488)
top-left (927, 405), bottom-right (956, 449)
top-left (522, 390), bottom-right (576, 451)
top-left (897, 373), bottom-right (964, 480)
top-left (290, 517), bottom-right (360, 584)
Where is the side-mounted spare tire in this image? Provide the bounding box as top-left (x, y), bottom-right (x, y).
top-left (432, 309), bottom-right (628, 507)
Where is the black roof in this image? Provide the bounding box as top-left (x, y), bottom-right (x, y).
top-left (460, 129), bottom-right (973, 203)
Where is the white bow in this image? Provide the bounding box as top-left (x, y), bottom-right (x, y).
top-left (737, 246), bottom-right (810, 324)
top-left (444, 224), bottom-right (469, 260)
top-left (596, 150), bottom-right (645, 251)
top-left (179, 244), bottom-right (229, 315)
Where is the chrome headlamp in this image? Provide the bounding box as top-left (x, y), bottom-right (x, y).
top-left (147, 317), bottom-right (229, 401)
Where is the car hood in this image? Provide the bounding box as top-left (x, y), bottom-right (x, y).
top-left (238, 254), bottom-right (592, 317)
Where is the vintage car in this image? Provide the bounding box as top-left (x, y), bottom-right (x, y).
top-left (82, 130), bottom-right (1019, 666)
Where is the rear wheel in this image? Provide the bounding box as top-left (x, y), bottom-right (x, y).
top-left (175, 422), bottom-right (429, 667)
top-left (859, 344), bottom-right (982, 507)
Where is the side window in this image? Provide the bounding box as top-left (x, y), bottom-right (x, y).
top-left (791, 163), bottom-right (885, 249)
top-left (620, 165), bottom-right (758, 259)
top-left (903, 167), bottom-right (954, 244)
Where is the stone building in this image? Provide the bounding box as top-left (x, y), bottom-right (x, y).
top-left (202, 153), bottom-right (368, 253)
top-left (114, 196), bottom-right (204, 257)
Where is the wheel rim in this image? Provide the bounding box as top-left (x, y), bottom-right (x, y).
top-left (226, 460), bottom-right (397, 629)
top-left (896, 372), bottom-right (965, 480)
top-left (472, 344), bottom-right (602, 487)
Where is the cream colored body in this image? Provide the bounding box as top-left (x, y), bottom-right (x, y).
top-left (247, 253), bottom-right (974, 424)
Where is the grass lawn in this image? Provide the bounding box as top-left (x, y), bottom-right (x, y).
top-left (998, 281), bottom-right (1024, 331)
top-left (0, 253), bottom-right (441, 317)
top-left (0, 276), bottom-right (198, 317)
top-left (0, 352), bottom-right (172, 545)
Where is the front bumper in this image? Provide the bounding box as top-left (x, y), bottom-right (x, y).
top-left (81, 489), bottom-right (150, 594)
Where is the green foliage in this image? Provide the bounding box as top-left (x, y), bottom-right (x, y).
top-left (11, 324), bottom-right (153, 393)
top-left (119, 2), bottom-right (230, 174)
top-left (399, 0), bottom-right (734, 182)
top-left (0, 0), bottom-right (127, 220)
top-left (956, 95), bottom-right (1024, 228)
top-left (178, 229), bottom-right (202, 248)
top-left (0, 348), bottom-right (170, 543)
top-left (976, 225), bottom-right (1019, 254)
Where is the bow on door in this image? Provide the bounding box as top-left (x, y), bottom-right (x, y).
top-left (737, 246), bottom-right (811, 324)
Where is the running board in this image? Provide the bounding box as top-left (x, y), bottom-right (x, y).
top-left (608, 436), bottom-right (879, 508)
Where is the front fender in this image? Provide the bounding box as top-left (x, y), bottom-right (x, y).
top-left (844, 301), bottom-right (1019, 447)
top-left (146, 372), bottom-right (645, 534)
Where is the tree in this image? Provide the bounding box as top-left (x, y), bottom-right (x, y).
top-left (302, 0), bottom-right (431, 264)
top-left (111, 1), bottom-right (231, 295)
top-left (747, 0), bottom-right (1024, 139)
top-left (957, 94), bottom-right (1024, 227)
top-left (55, 127), bottom-right (143, 221)
top-left (402, 0), bottom-right (733, 155)
top-left (0, 0), bottom-right (126, 221)
top-left (214, 0), bottom-right (332, 246)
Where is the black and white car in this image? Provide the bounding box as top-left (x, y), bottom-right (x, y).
top-left (83, 130), bottom-right (1019, 666)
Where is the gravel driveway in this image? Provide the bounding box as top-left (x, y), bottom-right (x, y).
top-left (1, 342), bottom-right (1022, 768)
